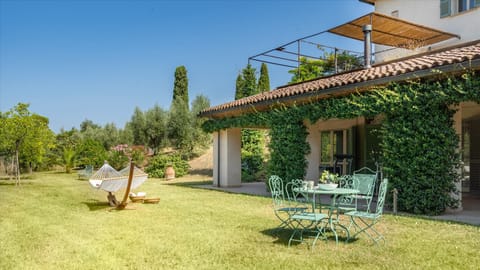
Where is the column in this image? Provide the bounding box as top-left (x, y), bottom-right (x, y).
top-left (212, 128), bottom-right (241, 187)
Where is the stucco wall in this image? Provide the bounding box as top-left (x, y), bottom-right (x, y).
top-left (373, 0), bottom-right (480, 62)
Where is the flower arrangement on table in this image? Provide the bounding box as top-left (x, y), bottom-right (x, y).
top-left (318, 171), bottom-right (340, 190)
top-left (320, 170), bottom-right (339, 184)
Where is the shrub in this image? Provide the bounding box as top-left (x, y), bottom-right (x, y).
top-left (146, 154), bottom-right (189, 178)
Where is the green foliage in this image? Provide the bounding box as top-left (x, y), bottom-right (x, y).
top-left (202, 71), bottom-right (480, 215)
top-left (130, 148), bottom-right (145, 167)
top-left (107, 149), bottom-right (130, 171)
top-left (128, 107), bottom-right (147, 146)
top-left (289, 57), bottom-right (325, 83)
top-left (236, 64), bottom-right (267, 182)
top-left (191, 95), bottom-right (212, 153)
top-left (76, 139), bottom-right (107, 168)
top-left (63, 147), bottom-right (76, 173)
top-left (0, 103), bottom-right (55, 179)
top-left (267, 108), bottom-right (310, 185)
top-left (289, 51), bottom-right (362, 83)
top-left (168, 98), bottom-right (194, 158)
top-left (145, 104), bottom-right (168, 153)
top-left (173, 65), bottom-right (189, 109)
top-left (145, 154), bottom-right (190, 178)
top-left (235, 73), bottom-right (244, 100)
top-left (241, 129), bottom-right (266, 182)
top-left (257, 63), bottom-right (270, 92)
top-left (238, 64), bottom-right (258, 97)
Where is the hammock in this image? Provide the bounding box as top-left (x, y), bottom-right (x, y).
top-left (89, 161), bottom-right (148, 209)
top-left (89, 162), bottom-right (148, 192)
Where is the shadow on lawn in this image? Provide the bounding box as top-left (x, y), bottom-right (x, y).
top-left (83, 200), bottom-right (111, 211)
top-left (260, 228), bottom-right (292, 246)
top-left (261, 227), bottom-right (355, 247)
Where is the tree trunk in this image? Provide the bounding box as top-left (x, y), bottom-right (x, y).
top-left (15, 149), bottom-right (20, 186)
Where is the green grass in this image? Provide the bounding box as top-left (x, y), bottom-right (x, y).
top-left (1, 172), bottom-right (479, 270)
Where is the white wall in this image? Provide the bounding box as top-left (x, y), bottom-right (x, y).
top-left (212, 129), bottom-right (241, 187)
top-left (372, 0), bottom-right (480, 62)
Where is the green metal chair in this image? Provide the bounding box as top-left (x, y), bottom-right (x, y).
top-left (351, 167), bottom-right (378, 211)
top-left (78, 165), bottom-right (94, 180)
top-left (345, 178), bottom-right (388, 244)
top-left (268, 175), bottom-right (307, 232)
top-left (285, 179), bottom-right (328, 249)
top-left (336, 175), bottom-right (357, 213)
top-left (288, 210), bottom-right (328, 249)
top-left (286, 179), bottom-right (312, 207)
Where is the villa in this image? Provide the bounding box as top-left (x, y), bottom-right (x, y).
top-left (199, 0), bottom-right (480, 214)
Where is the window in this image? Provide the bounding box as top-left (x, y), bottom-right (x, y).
top-left (441, 0), bottom-right (479, 17)
top-left (320, 129), bottom-right (352, 174)
top-left (441, 0), bottom-right (451, 17)
top-left (459, 0), bottom-right (468, 12)
top-left (471, 0), bottom-right (480, 8)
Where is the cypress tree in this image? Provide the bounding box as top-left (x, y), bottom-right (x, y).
top-left (235, 74), bottom-right (244, 100)
top-left (257, 63), bottom-right (270, 92)
top-left (173, 66), bottom-right (189, 109)
top-left (241, 64), bottom-right (258, 97)
top-left (236, 64), bottom-right (265, 182)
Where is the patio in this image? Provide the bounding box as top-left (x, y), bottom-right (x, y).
top-left (196, 181), bottom-right (480, 226)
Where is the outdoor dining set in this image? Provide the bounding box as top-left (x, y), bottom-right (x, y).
top-left (269, 167), bottom-right (389, 249)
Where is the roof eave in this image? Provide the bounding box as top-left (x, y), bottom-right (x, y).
top-left (199, 58), bottom-right (480, 119)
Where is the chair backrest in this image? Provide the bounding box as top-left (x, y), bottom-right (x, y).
top-left (338, 175), bottom-right (355, 189)
top-left (374, 179), bottom-right (388, 216)
top-left (337, 175), bottom-right (356, 207)
top-left (285, 179), bottom-right (300, 201)
top-left (85, 165), bottom-right (94, 174)
top-left (353, 167), bottom-right (377, 196)
top-left (268, 175), bottom-right (285, 208)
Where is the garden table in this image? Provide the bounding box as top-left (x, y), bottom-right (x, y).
top-left (293, 187), bottom-right (359, 244)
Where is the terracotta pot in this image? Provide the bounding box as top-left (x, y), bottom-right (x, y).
top-left (165, 165), bottom-right (175, 180)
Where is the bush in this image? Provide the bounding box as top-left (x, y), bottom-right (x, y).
top-left (108, 150), bottom-right (129, 171)
top-left (146, 154), bottom-right (190, 178)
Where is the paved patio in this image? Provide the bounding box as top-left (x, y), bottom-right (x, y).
top-left (196, 182), bottom-right (480, 226)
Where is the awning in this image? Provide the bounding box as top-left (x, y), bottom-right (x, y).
top-left (328, 12), bottom-right (460, 49)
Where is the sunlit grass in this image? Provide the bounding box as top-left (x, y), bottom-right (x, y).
top-left (1, 172), bottom-right (479, 269)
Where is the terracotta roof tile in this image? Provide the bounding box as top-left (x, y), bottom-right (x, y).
top-left (201, 41), bottom-right (480, 118)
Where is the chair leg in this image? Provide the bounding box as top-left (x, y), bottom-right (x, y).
top-left (348, 217), bottom-right (384, 244)
top-left (288, 219), bottom-right (326, 249)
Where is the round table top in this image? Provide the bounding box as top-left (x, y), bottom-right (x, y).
top-left (294, 187), bottom-right (359, 195)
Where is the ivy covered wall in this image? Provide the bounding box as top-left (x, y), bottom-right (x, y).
top-left (202, 72), bottom-right (480, 215)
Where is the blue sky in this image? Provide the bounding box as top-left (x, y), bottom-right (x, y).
top-left (0, 0), bottom-right (373, 133)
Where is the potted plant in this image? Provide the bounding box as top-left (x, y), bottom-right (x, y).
top-left (318, 171), bottom-right (339, 190)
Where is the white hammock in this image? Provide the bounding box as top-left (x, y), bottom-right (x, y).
top-left (89, 162), bottom-right (148, 193)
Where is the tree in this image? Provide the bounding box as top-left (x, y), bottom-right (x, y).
top-left (289, 51), bottom-right (362, 84)
top-left (19, 114), bottom-right (56, 173)
top-left (0, 103), bottom-right (55, 184)
top-left (128, 107), bottom-right (147, 146)
top-left (80, 119), bottom-right (100, 132)
top-left (168, 98), bottom-right (194, 158)
top-left (76, 138), bottom-right (106, 167)
top-left (145, 104), bottom-right (168, 153)
top-left (236, 64), bottom-right (266, 182)
top-left (191, 94), bottom-right (212, 153)
top-left (235, 73), bottom-right (244, 100)
top-left (173, 65), bottom-right (189, 110)
top-left (289, 57), bottom-right (326, 84)
top-left (55, 128), bottom-right (81, 173)
top-left (240, 64), bottom-right (257, 97)
top-left (257, 63), bottom-right (270, 92)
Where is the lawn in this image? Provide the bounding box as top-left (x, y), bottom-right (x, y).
top-left (1, 171), bottom-right (479, 270)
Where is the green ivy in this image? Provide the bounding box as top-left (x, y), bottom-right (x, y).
top-left (267, 107), bottom-right (310, 187)
top-left (202, 71), bottom-right (480, 215)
